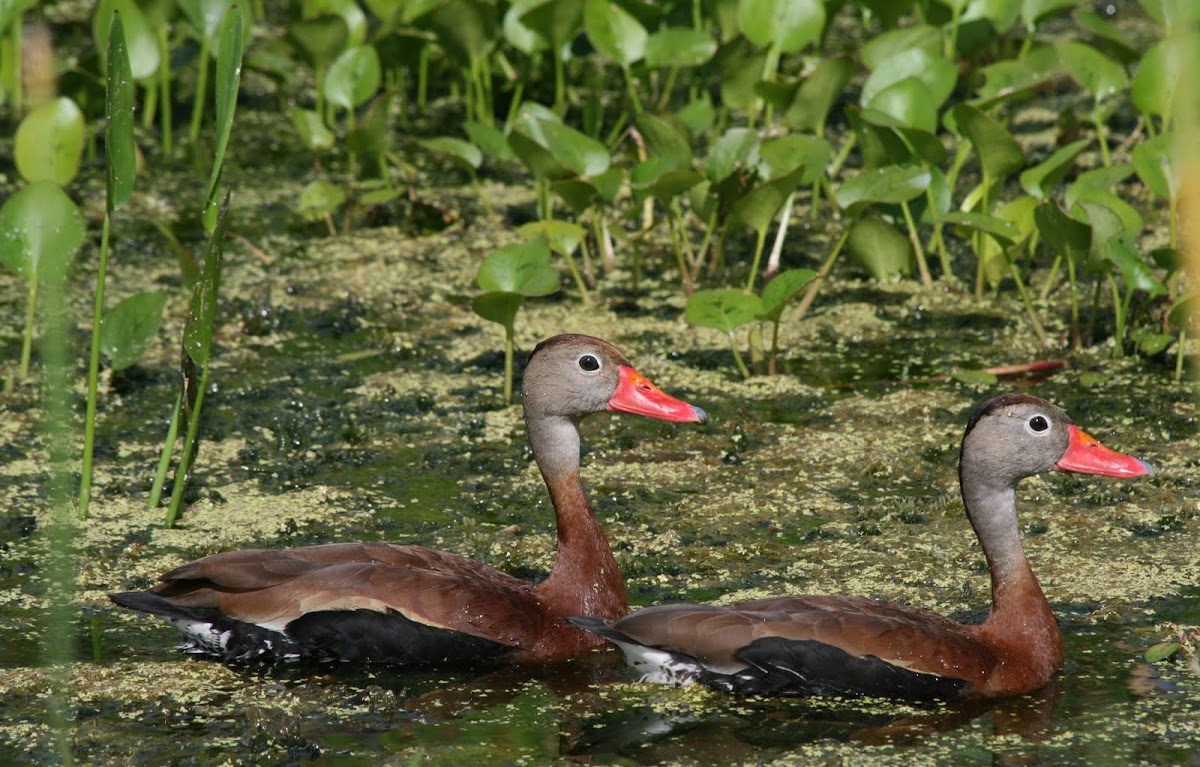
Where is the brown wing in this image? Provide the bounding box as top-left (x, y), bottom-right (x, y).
top-left (151, 543), bottom-right (541, 647)
top-left (607, 596), bottom-right (996, 685)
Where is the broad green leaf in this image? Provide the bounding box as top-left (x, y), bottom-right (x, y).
top-left (422, 0), bottom-right (498, 62)
top-left (857, 108), bottom-right (947, 166)
top-left (291, 107), bottom-right (335, 151)
top-left (584, 0), bottom-right (647, 68)
top-left (1132, 133), bottom-right (1176, 200)
top-left (476, 239), bottom-right (560, 296)
top-left (783, 55), bottom-right (854, 133)
top-left (686, 289), bottom-right (763, 334)
top-left (106, 13), bottom-right (136, 213)
top-left (1102, 235), bottom-right (1166, 296)
top-left (631, 160), bottom-right (703, 202)
top-left (636, 113), bottom-right (692, 171)
top-left (729, 167), bottom-right (806, 236)
top-left (1071, 189), bottom-right (1142, 236)
top-left (15, 97), bottom-right (85, 185)
top-left (464, 121), bottom-right (514, 162)
top-left (867, 77), bottom-right (937, 134)
top-left (0, 181), bottom-right (86, 284)
top-left (518, 220), bottom-right (585, 256)
top-left (645, 27), bottom-right (716, 68)
top-left (184, 193), bottom-right (230, 367)
top-left (179, 0), bottom-right (231, 46)
top-left (1034, 201), bottom-right (1090, 257)
top-left (288, 15), bottom-right (349, 70)
top-left (720, 49), bottom-right (768, 111)
top-left (943, 211), bottom-right (1021, 246)
top-left (846, 216), bottom-right (913, 280)
top-left (94, 0), bottom-right (160, 79)
top-left (950, 104), bottom-right (1024, 181)
top-left (760, 268), bottom-right (817, 320)
top-left (1131, 39), bottom-right (1187, 124)
top-left (706, 128), bottom-right (758, 183)
top-left (835, 165), bottom-right (930, 212)
top-left (1136, 330), bottom-right (1175, 356)
top-left (509, 131), bottom-right (568, 180)
top-left (861, 25), bottom-right (940, 70)
top-left (502, 0), bottom-right (549, 54)
top-left (325, 44), bottom-right (381, 110)
top-left (678, 94), bottom-right (716, 136)
top-left (303, 0), bottom-right (366, 46)
top-left (757, 135), bottom-right (829, 185)
top-left (1057, 41), bottom-right (1127, 103)
top-left (861, 48), bottom-right (956, 112)
top-left (737, 0), bottom-right (824, 53)
top-left (1020, 139), bottom-right (1089, 199)
top-left (1168, 293), bottom-right (1195, 331)
top-left (421, 137), bottom-right (483, 169)
top-left (535, 121), bottom-right (610, 177)
top-left (1064, 165), bottom-right (1133, 209)
top-left (203, 3), bottom-right (244, 233)
top-left (1135, 0), bottom-right (1200, 28)
top-left (297, 179), bottom-right (346, 219)
top-left (518, 0), bottom-right (583, 52)
top-left (974, 44), bottom-right (1058, 105)
top-left (1074, 9), bottom-right (1138, 65)
top-left (472, 291), bottom-right (524, 327)
top-left (101, 290), bottom-right (168, 371)
top-left (1020, 0), bottom-right (1077, 31)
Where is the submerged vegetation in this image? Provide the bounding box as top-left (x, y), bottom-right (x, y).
top-left (1, 0), bottom-right (1199, 764)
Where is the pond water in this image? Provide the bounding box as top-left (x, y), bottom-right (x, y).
top-left (2, 10), bottom-right (1199, 762)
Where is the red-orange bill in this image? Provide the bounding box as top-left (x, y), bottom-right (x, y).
top-left (1056, 425), bottom-right (1153, 477)
top-left (607, 366), bottom-right (708, 424)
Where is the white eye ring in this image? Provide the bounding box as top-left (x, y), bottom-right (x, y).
top-left (1026, 414), bottom-right (1050, 434)
top-left (577, 354), bottom-right (602, 372)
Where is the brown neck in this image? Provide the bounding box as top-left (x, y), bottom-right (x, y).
top-left (976, 557), bottom-right (1063, 693)
top-left (533, 469), bottom-right (627, 621)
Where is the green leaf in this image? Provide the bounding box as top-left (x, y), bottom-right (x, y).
top-left (706, 128), bottom-right (758, 182)
top-left (846, 215), bottom-right (913, 280)
top-left (476, 239), bottom-right (560, 296)
top-left (1131, 41), bottom-right (1180, 123)
top-left (631, 162), bottom-right (703, 202)
top-left (584, 0), bottom-right (647, 68)
top-left (178, 0), bottom-right (232, 46)
top-left (537, 121), bottom-right (611, 177)
top-left (324, 44), bottom-right (381, 110)
top-left (287, 15), bottom-right (349, 70)
top-left (1168, 293), bottom-right (1194, 331)
top-left (94, 0), bottom-right (161, 79)
top-left (464, 121), bottom-right (514, 162)
top-left (861, 25), bottom-right (941, 70)
top-left (1056, 41), bottom-right (1128, 103)
top-left (783, 55), bottom-right (854, 133)
top-left (636, 113), bottom-right (692, 171)
top-left (1144, 640), bottom-right (1182, 662)
top-left (1131, 133), bottom-right (1176, 200)
top-left (857, 109), bottom-right (947, 166)
top-left (0, 181), bottom-right (86, 285)
top-left (1034, 201), bottom-right (1089, 258)
top-left (1136, 331), bottom-right (1175, 356)
top-left (502, 0), bottom-right (550, 54)
top-left (835, 165), bottom-right (930, 212)
top-left (686, 289), bottom-right (763, 334)
top-left (973, 44), bottom-right (1059, 105)
top-left (943, 211), bottom-right (1021, 246)
top-left (729, 167), bottom-right (806, 236)
top-left (737, 0), bottom-right (824, 54)
top-left (757, 135), bottom-right (830, 185)
top-left (1020, 0), bottom-right (1077, 31)
top-left (1019, 139), bottom-right (1089, 200)
top-left (15, 97), bottom-right (85, 185)
top-left (106, 12), bottom-right (137, 214)
top-left (677, 94), bottom-right (716, 136)
top-left (1071, 189), bottom-right (1142, 237)
top-left (645, 27), bottom-right (716, 68)
top-left (518, 0), bottom-right (583, 52)
top-left (472, 291), bottom-right (524, 328)
top-left (297, 179), bottom-right (346, 219)
top-left (1102, 235), bottom-right (1166, 296)
top-left (759, 268), bottom-right (817, 320)
top-left (291, 107), bottom-right (335, 151)
top-left (303, 0), bottom-right (367, 46)
top-left (1064, 165), bottom-right (1133, 209)
top-left (518, 220), bottom-right (585, 256)
top-left (184, 193), bottom-right (230, 367)
top-left (866, 77), bottom-right (937, 134)
top-left (203, 3), bottom-right (244, 233)
top-left (420, 137), bottom-right (483, 169)
top-left (861, 48), bottom-right (956, 113)
top-left (950, 104), bottom-right (1024, 181)
top-left (101, 290), bottom-right (168, 371)
top-left (421, 0), bottom-right (498, 63)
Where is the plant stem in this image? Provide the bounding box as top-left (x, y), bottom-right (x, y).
top-left (1066, 253), bottom-right (1081, 349)
top-left (793, 223), bottom-right (853, 321)
top-left (19, 277), bottom-right (37, 382)
top-left (1093, 110), bottom-right (1111, 167)
top-left (900, 200), bottom-right (933, 288)
top-left (1007, 257), bottom-right (1048, 346)
top-left (728, 332), bottom-right (750, 379)
top-left (768, 318), bottom-right (782, 375)
top-left (147, 391), bottom-right (183, 510)
top-left (765, 192), bottom-right (795, 279)
top-left (1175, 326), bottom-right (1187, 382)
top-left (503, 323), bottom-right (515, 403)
top-left (166, 364), bottom-right (209, 528)
top-left (159, 25), bottom-right (173, 155)
top-left (417, 44), bottom-right (429, 111)
top-left (1108, 275), bottom-right (1125, 357)
top-left (745, 228), bottom-right (768, 291)
top-left (79, 214), bottom-right (113, 518)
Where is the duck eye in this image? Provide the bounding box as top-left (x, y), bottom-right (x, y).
top-left (1028, 415), bottom-right (1049, 433)
top-left (577, 354), bottom-right (601, 372)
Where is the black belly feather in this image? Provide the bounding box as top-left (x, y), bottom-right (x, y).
top-left (109, 591), bottom-right (516, 667)
top-left (712, 637), bottom-right (970, 701)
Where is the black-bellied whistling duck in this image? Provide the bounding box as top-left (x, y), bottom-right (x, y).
top-left (569, 394), bottom-right (1152, 700)
top-left (110, 334), bottom-right (707, 666)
